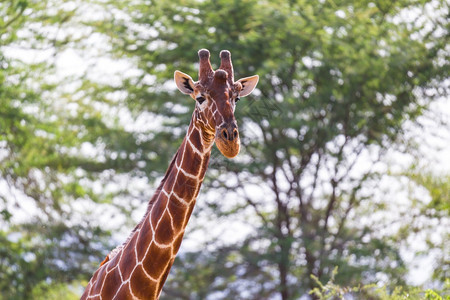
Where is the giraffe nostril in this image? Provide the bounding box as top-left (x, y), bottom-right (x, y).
top-left (233, 129), bottom-right (238, 139)
top-left (222, 128), bottom-right (228, 140)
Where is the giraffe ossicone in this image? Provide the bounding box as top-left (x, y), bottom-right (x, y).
top-left (81, 49), bottom-right (259, 300)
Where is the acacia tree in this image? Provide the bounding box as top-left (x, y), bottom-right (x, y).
top-left (2, 0), bottom-right (448, 298)
top-left (85, 0), bottom-right (448, 299)
top-left (0, 1), bottom-right (151, 298)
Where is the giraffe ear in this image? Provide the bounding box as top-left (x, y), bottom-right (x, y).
top-left (236, 75), bottom-right (259, 97)
top-left (174, 70), bottom-right (195, 95)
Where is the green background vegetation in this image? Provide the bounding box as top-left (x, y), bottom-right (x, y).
top-left (0, 0), bottom-right (448, 299)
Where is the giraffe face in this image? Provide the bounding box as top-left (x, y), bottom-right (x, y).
top-left (174, 49), bottom-right (259, 158)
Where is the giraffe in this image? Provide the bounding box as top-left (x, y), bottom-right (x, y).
top-left (81, 49), bottom-right (259, 300)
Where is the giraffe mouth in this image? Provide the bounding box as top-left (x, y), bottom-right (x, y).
top-left (215, 136), bottom-right (240, 158)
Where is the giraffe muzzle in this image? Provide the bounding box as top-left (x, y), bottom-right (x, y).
top-left (215, 123), bottom-right (240, 158)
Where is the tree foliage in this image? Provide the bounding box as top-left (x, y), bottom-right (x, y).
top-left (83, 0), bottom-right (448, 299)
top-left (0, 0), bottom-right (448, 299)
top-left (1, 1), bottom-right (146, 297)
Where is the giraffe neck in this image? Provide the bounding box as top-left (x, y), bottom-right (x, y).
top-left (135, 114), bottom-right (213, 296)
top-left (81, 113), bottom-right (214, 300)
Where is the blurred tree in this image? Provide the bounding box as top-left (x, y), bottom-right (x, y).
top-left (402, 168), bottom-right (450, 284)
top-left (84, 0), bottom-right (449, 299)
top-left (1, 0), bottom-right (448, 299)
top-left (0, 0), bottom-right (151, 298)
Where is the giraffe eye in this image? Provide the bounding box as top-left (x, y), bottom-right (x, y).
top-left (235, 97), bottom-right (240, 102)
top-left (196, 96), bottom-right (206, 104)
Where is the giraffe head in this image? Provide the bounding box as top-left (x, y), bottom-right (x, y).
top-left (174, 49), bottom-right (259, 158)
